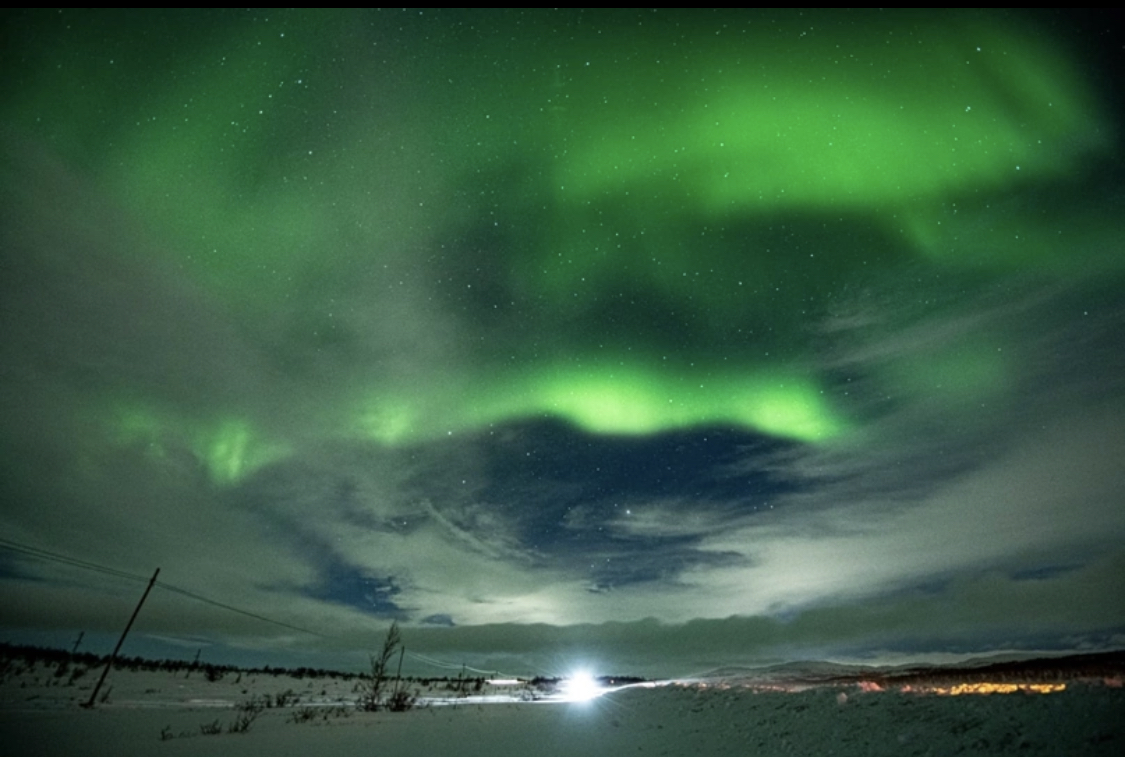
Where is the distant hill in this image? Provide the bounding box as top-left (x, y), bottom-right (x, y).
top-left (693, 650), bottom-right (1125, 689)
top-left (696, 659), bottom-right (879, 683)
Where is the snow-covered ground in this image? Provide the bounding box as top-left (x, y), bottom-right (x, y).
top-left (1, 663), bottom-right (1122, 756)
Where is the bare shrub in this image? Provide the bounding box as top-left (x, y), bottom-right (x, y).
top-left (227, 697), bottom-right (265, 734)
top-left (288, 706), bottom-right (319, 724)
top-left (357, 621), bottom-right (415, 712)
top-left (386, 687), bottom-right (416, 712)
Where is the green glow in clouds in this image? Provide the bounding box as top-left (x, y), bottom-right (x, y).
top-left (551, 15), bottom-right (1100, 213)
top-left (107, 403), bottom-right (285, 483)
top-left (6, 11), bottom-right (1110, 451)
top-left (359, 364), bottom-right (844, 444)
top-left (198, 420), bottom-right (259, 484)
top-left (526, 12), bottom-right (1109, 328)
top-left (533, 366), bottom-right (842, 441)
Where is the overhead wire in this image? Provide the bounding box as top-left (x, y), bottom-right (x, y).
top-left (406, 650), bottom-right (515, 678)
top-left (153, 580), bottom-right (328, 638)
top-left (0, 536), bottom-right (326, 638)
top-left (0, 537), bottom-right (151, 585)
top-left (1, 536), bottom-right (525, 676)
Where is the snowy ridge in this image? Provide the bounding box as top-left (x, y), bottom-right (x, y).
top-left (686, 650), bottom-right (1125, 690)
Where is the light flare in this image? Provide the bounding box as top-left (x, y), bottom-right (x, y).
top-left (560, 671), bottom-right (604, 702)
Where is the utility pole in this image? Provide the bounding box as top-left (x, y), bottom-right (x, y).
top-left (392, 645), bottom-right (405, 702)
top-left (83, 567), bottom-right (160, 709)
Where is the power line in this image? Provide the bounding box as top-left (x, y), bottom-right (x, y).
top-left (0, 537), bottom-right (501, 660)
top-left (0, 537), bottom-right (151, 585)
top-left (154, 580), bottom-right (327, 638)
top-left (0, 536), bottom-right (326, 638)
top-left (406, 650), bottom-right (512, 678)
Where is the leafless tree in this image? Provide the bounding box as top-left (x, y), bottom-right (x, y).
top-left (358, 621), bottom-right (413, 711)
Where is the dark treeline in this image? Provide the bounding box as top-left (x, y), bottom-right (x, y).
top-left (0, 642), bottom-right (357, 681)
top-left (825, 650), bottom-right (1125, 689)
top-left (0, 642), bottom-right (651, 686)
top-left (527, 675), bottom-right (647, 686)
top-left (877, 650), bottom-right (1125, 688)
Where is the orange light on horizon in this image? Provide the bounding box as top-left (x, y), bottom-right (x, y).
top-left (900, 682), bottom-right (1066, 696)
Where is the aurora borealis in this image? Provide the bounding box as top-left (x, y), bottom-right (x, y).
top-left (1, 9), bottom-right (1123, 676)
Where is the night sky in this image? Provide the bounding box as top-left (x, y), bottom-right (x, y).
top-left (1, 9), bottom-right (1123, 678)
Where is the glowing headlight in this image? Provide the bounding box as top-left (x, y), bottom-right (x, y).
top-left (561, 671), bottom-right (602, 702)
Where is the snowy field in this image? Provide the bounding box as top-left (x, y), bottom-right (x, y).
top-left (1, 663), bottom-right (1123, 756)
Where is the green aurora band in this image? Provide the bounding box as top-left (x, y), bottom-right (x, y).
top-left (5, 10), bottom-right (1114, 480)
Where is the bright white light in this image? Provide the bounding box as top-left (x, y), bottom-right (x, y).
top-left (561, 670), bottom-right (602, 702)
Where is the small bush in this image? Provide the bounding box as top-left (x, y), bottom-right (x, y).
top-left (386, 688), bottom-right (417, 712)
top-left (227, 697), bottom-right (265, 734)
top-left (288, 706), bottom-right (319, 724)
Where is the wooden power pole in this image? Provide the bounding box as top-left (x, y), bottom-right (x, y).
top-left (83, 567), bottom-right (160, 709)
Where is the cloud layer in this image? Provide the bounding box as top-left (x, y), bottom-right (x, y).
top-left (1, 9), bottom-right (1123, 674)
